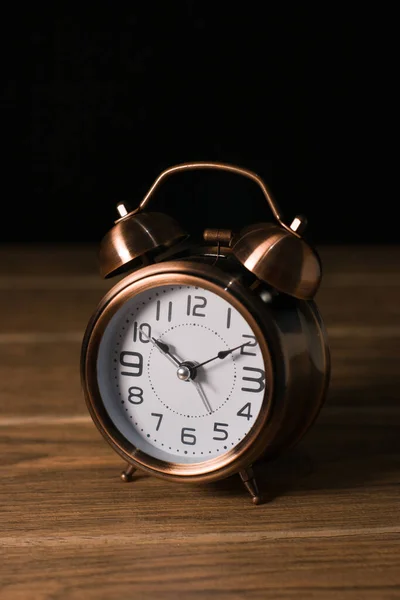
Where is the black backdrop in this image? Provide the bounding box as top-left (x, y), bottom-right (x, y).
top-left (1, 5), bottom-right (395, 245)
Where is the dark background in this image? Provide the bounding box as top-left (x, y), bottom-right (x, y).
top-left (1, 5), bottom-right (395, 245)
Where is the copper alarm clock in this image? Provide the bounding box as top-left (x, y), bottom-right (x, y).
top-left (81, 162), bottom-right (330, 504)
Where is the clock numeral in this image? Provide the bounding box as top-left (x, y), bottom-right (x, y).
top-left (151, 412), bottom-right (163, 431)
top-left (168, 301), bottom-right (172, 322)
top-left (237, 402), bottom-right (253, 421)
top-left (213, 422), bottom-right (229, 441)
top-left (226, 307), bottom-right (232, 329)
top-left (133, 322), bottom-right (151, 343)
top-left (128, 386), bottom-right (144, 404)
top-left (120, 351), bottom-right (143, 377)
top-left (187, 295), bottom-right (207, 317)
top-left (156, 300), bottom-right (160, 321)
top-left (156, 300), bottom-right (173, 322)
top-left (240, 334), bottom-right (257, 356)
top-left (241, 367), bottom-right (265, 393)
top-left (181, 427), bottom-right (196, 445)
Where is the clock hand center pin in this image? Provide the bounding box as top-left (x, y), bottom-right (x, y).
top-left (138, 329), bottom-right (212, 414)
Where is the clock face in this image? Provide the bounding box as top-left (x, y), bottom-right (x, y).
top-left (97, 282), bottom-right (268, 465)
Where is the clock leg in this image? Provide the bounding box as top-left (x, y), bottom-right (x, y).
top-left (239, 466), bottom-right (264, 505)
top-left (120, 463), bottom-right (136, 483)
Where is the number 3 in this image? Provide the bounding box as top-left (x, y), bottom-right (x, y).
top-left (241, 367), bottom-right (265, 393)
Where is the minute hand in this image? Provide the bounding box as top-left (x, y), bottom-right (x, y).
top-left (196, 342), bottom-right (250, 369)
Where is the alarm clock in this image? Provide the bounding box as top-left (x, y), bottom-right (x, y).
top-left (81, 162), bottom-right (330, 504)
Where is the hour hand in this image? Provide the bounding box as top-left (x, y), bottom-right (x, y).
top-left (138, 330), bottom-right (181, 367)
top-left (152, 338), bottom-right (171, 355)
top-left (151, 338), bottom-right (181, 366)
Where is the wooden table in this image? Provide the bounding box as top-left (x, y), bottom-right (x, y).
top-left (1, 245), bottom-right (399, 599)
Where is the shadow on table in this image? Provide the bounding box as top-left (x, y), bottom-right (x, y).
top-left (198, 384), bottom-right (400, 503)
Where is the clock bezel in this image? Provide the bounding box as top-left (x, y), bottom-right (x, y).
top-left (81, 260), bottom-right (276, 483)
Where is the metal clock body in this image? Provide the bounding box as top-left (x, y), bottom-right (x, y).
top-left (81, 162), bottom-right (330, 504)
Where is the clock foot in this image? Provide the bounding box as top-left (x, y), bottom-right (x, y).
top-left (120, 464), bottom-right (136, 483)
top-left (239, 467), bottom-right (264, 505)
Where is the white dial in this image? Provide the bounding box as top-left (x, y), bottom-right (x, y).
top-left (97, 283), bottom-right (267, 464)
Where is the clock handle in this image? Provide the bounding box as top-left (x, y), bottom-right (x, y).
top-left (131, 162), bottom-right (302, 237)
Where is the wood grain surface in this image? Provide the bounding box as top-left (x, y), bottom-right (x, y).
top-left (1, 245), bottom-right (399, 599)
